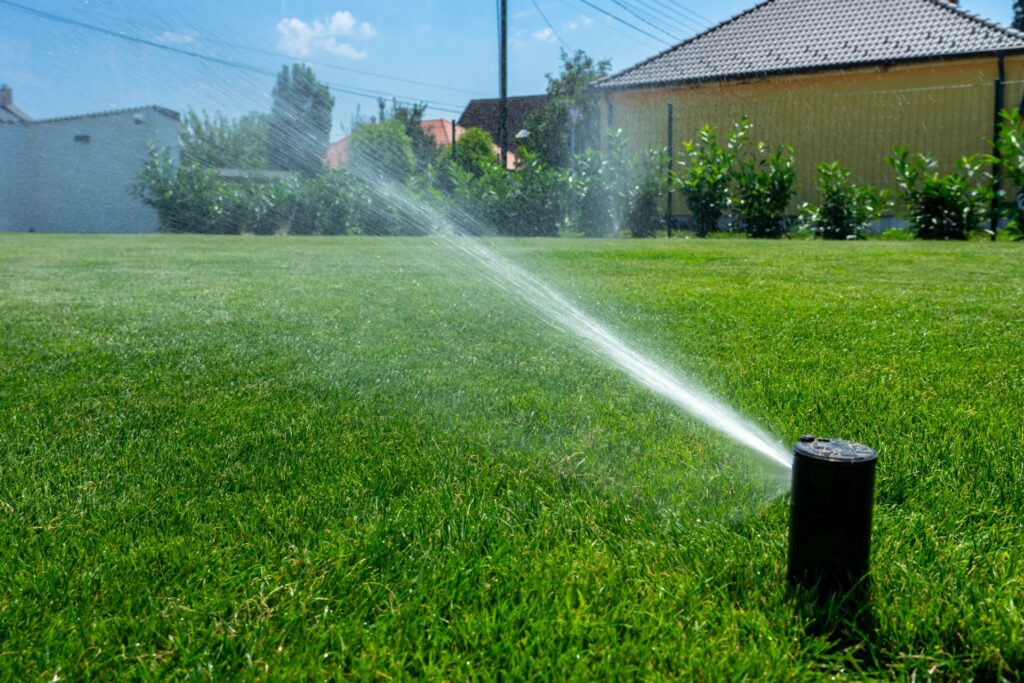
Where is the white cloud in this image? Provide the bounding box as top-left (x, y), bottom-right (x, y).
top-left (532, 27), bottom-right (556, 42)
top-left (323, 38), bottom-right (366, 60)
top-left (328, 11), bottom-right (356, 34)
top-left (275, 10), bottom-right (375, 59)
top-left (154, 30), bottom-right (198, 44)
top-left (567, 14), bottom-right (594, 31)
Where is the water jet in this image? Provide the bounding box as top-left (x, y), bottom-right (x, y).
top-left (787, 436), bottom-right (877, 595)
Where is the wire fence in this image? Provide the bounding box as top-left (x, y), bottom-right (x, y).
top-left (609, 75), bottom-right (1023, 206)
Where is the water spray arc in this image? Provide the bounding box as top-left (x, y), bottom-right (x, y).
top-left (355, 176), bottom-right (792, 471)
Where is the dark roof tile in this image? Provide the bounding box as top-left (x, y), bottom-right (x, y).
top-left (597, 0), bottom-right (1024, 89)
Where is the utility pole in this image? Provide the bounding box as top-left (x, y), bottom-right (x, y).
top-left (499, 0), bottom-right (508, 169)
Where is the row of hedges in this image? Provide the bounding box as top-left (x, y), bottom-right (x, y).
top-left (136, 111), bottom-right (1024, 239)
top-left (134, 146), bottom-right (420, 236)
top-left (676, 113), bottom-right (1024, 240)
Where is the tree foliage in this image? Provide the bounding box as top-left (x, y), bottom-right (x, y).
top-left (1015, 0), bottom-right (1024, 31)
top-left (354, 98), bottom-right (439, 174)
top-left (348, 119), bottom-right (416, 186)
top-left (521, 49), bottom-right (612, 168)
top-left (180, 109), bottom-right (270, 170)
top-left (267, 64), bottom-right (334, 175)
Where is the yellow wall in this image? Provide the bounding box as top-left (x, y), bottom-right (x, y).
top-left (603, 56), bottom-right (1024, 210)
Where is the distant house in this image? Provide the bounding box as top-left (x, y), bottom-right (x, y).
top-left (458, 94), bottom-right (549, 159)
top-left (325, 117), bottom-right (517, 170)
top-left (0, 86), bottom-right (180, 233)
top-left (594, 0), bottom-right (1024, 209)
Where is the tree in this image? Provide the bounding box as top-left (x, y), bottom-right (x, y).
top-left (267, 64), bottom-right (335, 175)
top-left (449, 127), bottom-right (499, 176)
top-left (350, 98), bottom-right (438, 174)
top-left (180, 109), bottom-right (270, 169)
top-left (348, 119), bottom-right (415, 185)
top-left (1015, 0), bottom-right (1024, 31)
top-left (520, 49), bottom-right (612, 168)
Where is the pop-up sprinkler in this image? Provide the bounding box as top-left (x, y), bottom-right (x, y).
top-left (787, 436), bottom-right (878, 595)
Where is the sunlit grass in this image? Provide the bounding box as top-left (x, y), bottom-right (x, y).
top-left (0, 234), bottom-right (1021, 679)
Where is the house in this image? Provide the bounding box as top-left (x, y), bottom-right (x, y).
top-left (458, 95), bottom-right (550, 156)
top-left (325, 117), bottom-right (517, 171)
top-left (594, 0), bottom-right (1024, 209)
top-left (458, 94), bottom-right (549, 160)
top-left (0, 86), bottom-right (180, 232)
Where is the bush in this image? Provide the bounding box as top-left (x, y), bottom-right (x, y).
top-left (289, 172), bottom-right (356, 235)
top-left (134, 146), bottom-right (228, 233)
top-left (730, 120), bottom-right (796, 238)
top-left (572, 129), bottom-right (668, 238)
top-left (992, 109), bottom-right (1024, 241)
top-left (626, 147), bottom-right (668, 238)
top-left (450, 150), bottom-right (568, 237)
top-left (886, 147), bottom-right (991, 240)
top-left (574, 147), bottom-right (619, 237)
top-left (674, 124), bottom-right (734, 237)
top-left (136, 146), bottom-right (363, 235)
top-left (798, 162), bottom-right (889, 239)
top-left (434, 127), bottom-right (500, 193)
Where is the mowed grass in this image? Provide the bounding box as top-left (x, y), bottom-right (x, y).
top-left (0, 234), bottom-right (1022, 680)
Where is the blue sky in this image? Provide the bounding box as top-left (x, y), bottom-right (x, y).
top-left (0, 0), bottom-right (1017, 140)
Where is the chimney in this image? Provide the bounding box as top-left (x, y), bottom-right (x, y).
top-left (0, 85), bottom-right (11, 108)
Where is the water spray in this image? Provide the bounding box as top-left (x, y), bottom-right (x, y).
top-left (787, 436), bottom-right (878, 595)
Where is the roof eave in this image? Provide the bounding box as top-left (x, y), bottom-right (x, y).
top-left (593, 47), bottom-right (1024, 92)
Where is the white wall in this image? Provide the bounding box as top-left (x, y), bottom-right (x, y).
top-left (0, 107), bottom-right (179, 232)
top-left (0, 122), bottom-right (27, 231)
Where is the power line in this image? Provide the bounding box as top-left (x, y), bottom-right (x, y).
top-left (606, 0), bottom-right (683, 42)
top-left (650, 0), bottom-right (714, 27)
top-left (531, 0), bottom-right (572, 51)
top-left (628, 0), bottom-right (706, 35)
top-left (570, 0), bottom-right (673, 46)
top-left (0, 0), bottom-right (465, 114)
top-left (68, 7), bottom-right (488, 96)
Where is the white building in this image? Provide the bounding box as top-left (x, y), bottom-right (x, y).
top-left (0, 86), bottom-right (179, 233)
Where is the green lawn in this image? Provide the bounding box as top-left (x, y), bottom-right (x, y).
top-left (1, 234), bottom-right (1022, 680)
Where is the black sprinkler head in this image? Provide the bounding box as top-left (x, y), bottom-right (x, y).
top-left (787, 436), bottom-right (878, 595)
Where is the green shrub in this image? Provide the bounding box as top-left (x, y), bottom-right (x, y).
top-left (135, 146), bottom-right (363, 235)
top-left (626, 147), bottom-right (668, 238)
top-left (572, 130), bottom-right (668, 238)
top-left (992, 109), bottom-right (1024, 241)
top-left (289, 172), bottom-right (356, 235)
top-left (886, 147), bottom-right (992, 240)
top-left (450, 151), bottom-right (568, 237)
top-left (674, 124), bottom-right (735, 237)
top-left (574, 148), bottom-right (618, 237)
top-left (134, 146), bottom-right (228, 233)
top-left (434, 127), bottom-right (500, 194)
top-left (730, 120), bottom-right (796, 238)
top-left (799, 162), bottom-right (890, 239)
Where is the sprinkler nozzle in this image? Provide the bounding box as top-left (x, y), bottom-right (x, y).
top-left (787, 436), bottom-right (878, 595)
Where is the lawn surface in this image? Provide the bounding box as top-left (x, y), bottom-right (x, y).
top-left (1, 235), bottom-right (1022, 680)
